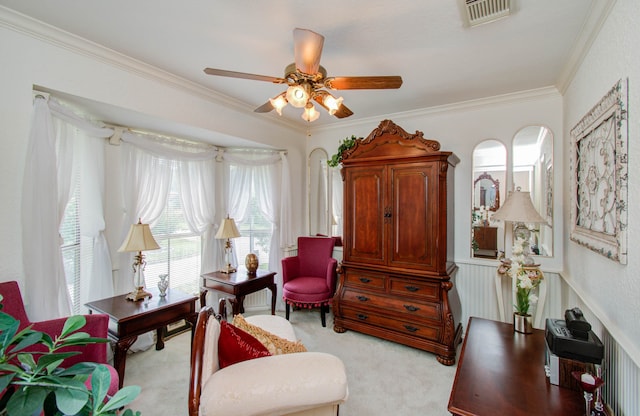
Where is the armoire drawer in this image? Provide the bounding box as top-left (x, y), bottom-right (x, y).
top-left (389, 278), bottom-right (440, 300)
top-left (344, 269), bottom-right (385, 290)
top-left (341, 306), bottom-right (441, 340)
top-left (342, 289), bottom-right (441, 322)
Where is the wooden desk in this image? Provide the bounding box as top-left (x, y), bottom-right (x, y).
top-left (448, 317), bottom-right (585, 415)
top-left (85, 288), bottom-right (198, 388)
top-left (201, 269), bottom-right (276, 316)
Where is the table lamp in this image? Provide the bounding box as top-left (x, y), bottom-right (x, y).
top-left (118, 219), bottom-right (160, 301)
top-left (215, 215), bottom-right (241, 273)
top-left (492, 187), bottom-right (548, 254)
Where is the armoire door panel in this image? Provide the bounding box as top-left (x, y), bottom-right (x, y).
top-left (389, 164), bottom-right (437, 269)
top-left (344, 166), bottom-right (386, 264)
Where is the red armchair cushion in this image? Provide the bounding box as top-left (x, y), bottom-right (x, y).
top-left (218, 321), bottom-right (271, 369)
top-left (283, 277), bottom-right (332, 304)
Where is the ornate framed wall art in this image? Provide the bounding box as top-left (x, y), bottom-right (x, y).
top-left (570, 78), bottom-right (628, 264)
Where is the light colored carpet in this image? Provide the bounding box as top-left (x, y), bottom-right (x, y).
top-left (123, 308), bottom-right (460, 415)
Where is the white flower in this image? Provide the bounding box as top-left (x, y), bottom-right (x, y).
top-left (518, 274), bottom-right (533, 289)
top-left (529, 294), bottom-right (538, 305)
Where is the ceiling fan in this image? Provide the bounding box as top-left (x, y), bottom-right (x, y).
top-left (204, 28), bottom-right (403, 122)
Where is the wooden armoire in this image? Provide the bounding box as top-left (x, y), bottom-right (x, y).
top-left (332, 120), bottom-right (462, 365)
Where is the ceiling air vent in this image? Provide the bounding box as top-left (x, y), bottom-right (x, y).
top-left (459, 0), bottom-right (512, 27)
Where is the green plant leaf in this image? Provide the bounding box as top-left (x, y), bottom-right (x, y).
top-left (98, 385), bottom-right (141, 413)
top-left (60, 335), bottom-right (109, 347)
top-left (9, 331), bottom-right (43, 353)
top-left (60, 315), bottom-right (86, 338)
top-left (89, 365), bottom-right (111, 408)
top-left (57, 361), bottom-right (99, 377)
top-left (53, 378), bottom-right (90, 415)
top-left (37, 352), bottom-right (78, 369)
top-left (0, 372), bottom-right (15, 392)
top-left (16, 352), bottom-right (37, 372)
top-left (0, 312), bottom-right (20, 350)
top-left (6, 384), bottom-right (49, 416)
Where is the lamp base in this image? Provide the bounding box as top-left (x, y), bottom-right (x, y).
top-left (219, 264), bottom-right (237, 274)
top-left (126, 287), bottom-right (152, 301)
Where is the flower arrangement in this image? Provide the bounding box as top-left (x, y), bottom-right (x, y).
top-left (500, 237), bottom-right (544, 316)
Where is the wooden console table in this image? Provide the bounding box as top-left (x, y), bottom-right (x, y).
top-left (85, 288), bottom-right (198, 388)
top-left (200, 269), bottom-right (276, 316)
top-left (448, 317), bottom-right (586, 415)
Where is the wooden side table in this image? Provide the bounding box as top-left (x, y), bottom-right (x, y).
top-left (448, 317), bottom-right (587, 415)
top-left (85, 288), bottom-right (198, 388)
top-left (200, 269), bottom-right (276, 316)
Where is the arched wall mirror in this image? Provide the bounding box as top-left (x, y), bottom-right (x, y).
top-left (308, 148), bottom-right (329, 236)
top-left (471, 140), bottom-right (507, 259)
top-left (512, 126), bottom-right (553, 257)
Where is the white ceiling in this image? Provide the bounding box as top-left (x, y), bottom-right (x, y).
top-left (1, 0), bottom-right (605, 134)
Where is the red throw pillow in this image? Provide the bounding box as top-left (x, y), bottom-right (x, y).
top-left (218, 320), bottom-right (271, 369)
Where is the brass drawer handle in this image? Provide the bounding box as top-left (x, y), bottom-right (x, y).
top-left (357, 296), bottom-right (369, 302)
top-left (404, 325), bottom-right (419, 333)
top-left (405, 285), bottom-right (420, 292)
top-left (359, 277), bottom-right (371, 283)
top-left (404, 305), bottom-right (420, 312)
top-left (356, 314), bottom-right (368, 320)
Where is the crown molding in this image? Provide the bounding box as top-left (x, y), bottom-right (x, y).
top-left (555, 0), bottom-right (617, 94)
top-left (313, 86), bottom-right (561, 134)
top-left (0, 6), bottom-right (306, 135)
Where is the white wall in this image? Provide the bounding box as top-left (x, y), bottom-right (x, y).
top-left (0, 15), bottom-right (308, 291)
top-left (562, 0), bottom-right (640, 364)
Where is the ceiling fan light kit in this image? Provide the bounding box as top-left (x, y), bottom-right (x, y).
top-left (286, 83), bottom-right (310, 108)
top-left (302, 102), bottom-right (320, 122)
top-left (204, 28), bottom-right (403, 122)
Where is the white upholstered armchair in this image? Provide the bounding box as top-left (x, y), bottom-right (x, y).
top-left (188, 302), bottom-right (348, 416)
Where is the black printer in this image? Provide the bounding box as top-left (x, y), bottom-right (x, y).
top-left (545, 308), bottom-right (604, 364)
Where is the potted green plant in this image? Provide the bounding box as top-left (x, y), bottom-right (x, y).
top-left (0, 294), bottom-right (141, 416)
top-left (327, 135), bottom-right (360, 168)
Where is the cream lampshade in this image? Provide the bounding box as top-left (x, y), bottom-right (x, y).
top-left (215, 215), bottom-right (241, 273)
top-left (118, 219), bottom-right (160, 301)
top-left (492, 188), bottom-right (548, 252)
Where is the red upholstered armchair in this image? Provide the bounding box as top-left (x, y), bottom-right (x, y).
top-left (282, 237), bottom-right (337, 327)
top-left (0, 281), bottom-right (119, 394)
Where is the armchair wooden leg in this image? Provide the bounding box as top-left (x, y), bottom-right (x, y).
top-left (321, 304), bottom-right (327, 327)
top-left (285, 303), bottom-right (291, 321)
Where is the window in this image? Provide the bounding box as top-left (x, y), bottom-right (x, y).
top-left (60, 183), bottom-right (82, 313)
top-left (145, 171), bottom-right (202, 295)
top-left (60, 170), bottom-right (94, 314)
top-left (236, 196), bottom-right (272, 271)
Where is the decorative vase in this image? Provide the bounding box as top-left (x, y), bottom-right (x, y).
top-left (245, 253), bottom-right (259, 275)
top-left (158, 274), bottom-right (169, 297)
top-left (513, 312), bottom-right (533, 334)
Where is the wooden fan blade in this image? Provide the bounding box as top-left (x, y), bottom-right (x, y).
top-left (293, 28), bottom-right (324, 75)
top-left (254, 101), bottom-right (274, 113)
top-left (312, 95), bottom-right (354, 119)
top-left (325, 76), bottom-right (403, 90)
top-left (204, 68), bottom-right (286, 84)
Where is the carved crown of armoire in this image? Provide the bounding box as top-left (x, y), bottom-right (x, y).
top-left (332, 119), bottom-right (462, 365)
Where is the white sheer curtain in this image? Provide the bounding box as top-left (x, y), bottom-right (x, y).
top-left (222, 150), bottom-right (293, 310)
top-left (118, 142), bottom-right (173, 294)
top-left (22, 97), bottom-right (116, 319)
top-left (178, 158), bottom-right (220, 274)
top-left (79, 135), bottom-right (114, 305)
top-left (22, 98), bottom-right (72, 320)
